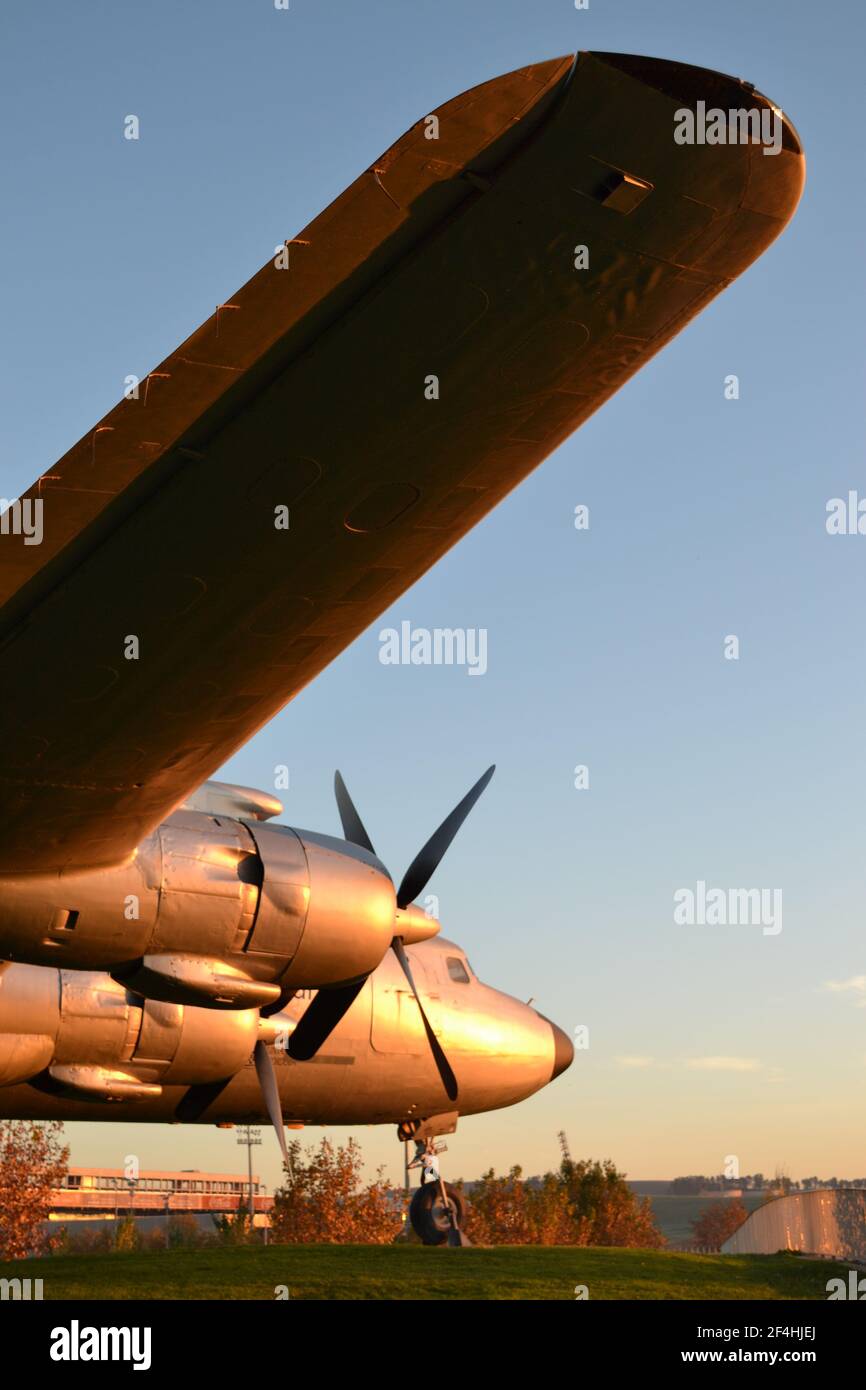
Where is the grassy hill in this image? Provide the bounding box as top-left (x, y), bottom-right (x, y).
top-left (0, 1244), bottom-right (846, 1300)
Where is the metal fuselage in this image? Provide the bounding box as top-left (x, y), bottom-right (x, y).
top-left (0, 936), bottom-right (570, 1128)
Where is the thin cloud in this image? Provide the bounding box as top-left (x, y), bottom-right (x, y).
top-left (616, 1055), bottom-right (655, 1068)
top-left (824, 975), bottom-right (866, 1006)
top-left (686, 1056), bottom-right (760, 1072)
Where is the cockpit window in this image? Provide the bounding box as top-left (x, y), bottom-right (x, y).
top-left (447, 956), bottom-right (470, 984)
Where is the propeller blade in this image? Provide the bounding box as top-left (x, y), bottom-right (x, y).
top-left (174, 1076), bottom-right (233, 1122)
top-left (396, 765), bottom-right (495, 910)
top-left (254, 1039), bottom-right (289, 1165)
top-left (334, 770), bottom-right (376, 854)
top-left (287, 979), bottom-right (367, 1061)
top-left (392, 938), bottom-right (458, 1102)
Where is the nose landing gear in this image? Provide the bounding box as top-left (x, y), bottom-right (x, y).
top-left (409, 1177), bottom-right (470, 1247)
top-left (401, 1124), bottom-right (471, 1247)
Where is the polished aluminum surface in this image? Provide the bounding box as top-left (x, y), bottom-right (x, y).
top-left (0, 937), bottom-right (572, 1125)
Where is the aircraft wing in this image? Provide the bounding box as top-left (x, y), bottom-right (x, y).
top-left (0, 52), bottom-right (804, 873)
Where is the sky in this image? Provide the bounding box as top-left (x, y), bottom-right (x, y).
top-left (0, 0), bottom-right (863, 1193)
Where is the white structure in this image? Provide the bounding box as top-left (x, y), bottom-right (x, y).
top-left (722, 1189), bottom-right (866, 1260)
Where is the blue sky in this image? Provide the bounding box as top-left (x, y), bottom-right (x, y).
top-left (1, 0), bottom-right (863, 1190)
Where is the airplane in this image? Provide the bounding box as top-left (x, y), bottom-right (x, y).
top-left (0, 52), bottom-right (803, 1233)
top-left (0, 773), bottom-right (572, 1128)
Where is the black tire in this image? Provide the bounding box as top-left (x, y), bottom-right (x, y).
top-left (409, 1181), bottom-right (468, 1246)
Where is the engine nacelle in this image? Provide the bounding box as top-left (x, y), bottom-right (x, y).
top-left (0, 808), bottom-right (399, 1009)
top-left (250, 823), bottom-right (397, 987)
top-left (0, 963), bottom-right (267, 1097)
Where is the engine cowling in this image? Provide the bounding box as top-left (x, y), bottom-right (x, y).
top-left (0, 963), bottom-right (268, 1098)
top-left (0, 809), bottom-right (399, 1009)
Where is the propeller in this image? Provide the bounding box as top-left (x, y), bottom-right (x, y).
top-left (177, 1040), bottom-right (292, 1173)
top-left (334, 771), bottom-right (375, 856)
top-left (286, 975), bottom-right (367, 1061)
top-left (254, 1039), bottom-right (289, 1166)
top-left (395, 765), bottom-right (495, 910)
top-left (391, 936), bottom-right (458, 1102)
top-left (178, 767), bottom-right (494, 1149)
top-left (174, 1077), bottom-right (233, 1123)
top-left (287, 765), bottom-right (495, 1102)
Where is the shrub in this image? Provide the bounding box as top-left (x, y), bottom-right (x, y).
top-left (270, 1138), bottom-right (401, 1244)
top-left (464, 1155), bottom-right (664, 1247)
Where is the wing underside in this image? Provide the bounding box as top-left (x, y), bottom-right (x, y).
top-left (0, 52), bottom-right (803, 873)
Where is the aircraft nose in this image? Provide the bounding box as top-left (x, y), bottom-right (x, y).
top-left (550, 1021), bottom-right (574, 1080)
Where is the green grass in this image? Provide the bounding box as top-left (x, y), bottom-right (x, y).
top-left (0, 1244), bottom-right (847, 1300)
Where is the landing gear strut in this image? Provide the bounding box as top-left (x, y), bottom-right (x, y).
top-left (402, 1129), bottom-right (472, 1247)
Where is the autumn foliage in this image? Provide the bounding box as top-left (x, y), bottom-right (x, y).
top-left (0, 1120), bottom-right (69, 1259)
top-left (462, 1168), bottom-right (572, 1244)
top-left (270, 1137), bottom-right (402, 1244)
top-left (560, 1155), bottom-right (665, 1247)
top-left (464, 1157), bottom-right (664, 1247)
top-left (268, 1139), bottom-right (663, 1247)
top-left (690, 1198), bottom-right (749, 1252)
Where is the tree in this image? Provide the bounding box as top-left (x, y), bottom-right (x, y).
top-left (464, 1166), bottom-right (573, 1244)
top-left (528, 1172), bottom-right (578, 1245)
top-left (270, 1137), bottom-right (401, 1244)
top-left (464, 1167), bottom-right (532, 1244)
top-left (166, 1214), bottom-right (208, 1249)
top-left (0, 1120), bottom-right (69, 1259)
top-left (559, 1156), bottom-right (665, 1248)
top-left (214, 1209), bottom-right (253, 1245)
top-left (770, 1167), bottom-right (792, 1196)
top-left (113, 1216), bottom-right (139, 1252)
top-left (691, 1198), bottom-right (749, 1252)
top-left (464, 1155), bottom-right (664, 1247)
top-left (671, 1176), bottom-right (709, 1195)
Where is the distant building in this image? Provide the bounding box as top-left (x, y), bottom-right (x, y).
top-left (722, 1188), bottom-right (866, 1260)
top-left (50, 1168), bottom-right (273, 1223)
